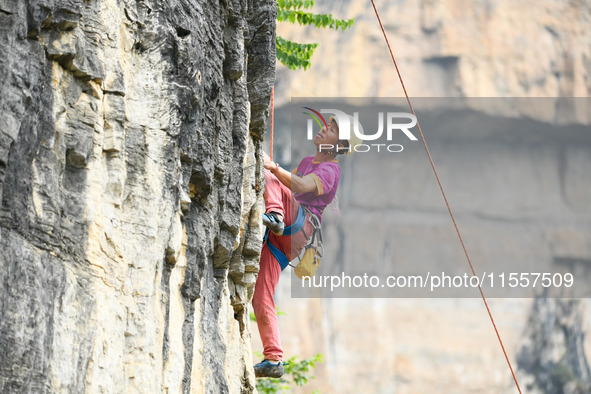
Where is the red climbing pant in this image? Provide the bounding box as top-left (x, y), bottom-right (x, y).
top-left (252, 169), bottom-right (312, 361)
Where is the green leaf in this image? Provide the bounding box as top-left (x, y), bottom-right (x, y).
top-left (276, 36), bottom-right (318, 70)
top-left (278, 0), bottom-right (316, 11)
top-left (276, 2), bottom-right (354, 71)
top-left (277, 9), bottom-right (354, 31)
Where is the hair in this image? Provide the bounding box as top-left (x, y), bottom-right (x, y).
top-left (336, 139), bottom-right (350, 155)
top-left (329, 118), bottom-right (350, 156)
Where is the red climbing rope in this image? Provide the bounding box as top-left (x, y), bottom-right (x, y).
top-left (270, 86), bottom-right (275, 161)
top-left (369, 1), bottom-right (523, 393)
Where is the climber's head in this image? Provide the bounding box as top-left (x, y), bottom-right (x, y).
top-left (313, 117), bottom-right (340, 148)
top-left (335, 114), bottom-right (364, 155)
top-left (315, 115), bottom-right (364, 156)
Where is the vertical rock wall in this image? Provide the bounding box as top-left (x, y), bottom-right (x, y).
top-left (0, 0), bottom-right (275, 392)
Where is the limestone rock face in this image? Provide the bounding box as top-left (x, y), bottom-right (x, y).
top-left (0, 0), bottom-right (275, 392)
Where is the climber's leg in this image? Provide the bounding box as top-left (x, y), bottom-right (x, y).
top-left (253, 171), bottom-right (298, 364)
top-left (263, 169), bottom-right (292, 219)
top-left (252, 244), bottom-right (283, 361)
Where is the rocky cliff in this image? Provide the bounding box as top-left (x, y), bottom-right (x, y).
top-left (0, 0), bottom-right (275, 392)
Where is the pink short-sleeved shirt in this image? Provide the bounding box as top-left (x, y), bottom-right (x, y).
top-left (293, 156), bottom-right (340, 221)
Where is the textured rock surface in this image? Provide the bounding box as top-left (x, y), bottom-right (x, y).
top-left (0, 0), bottom-right (275, 392)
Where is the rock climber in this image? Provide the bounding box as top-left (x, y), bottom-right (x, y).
top-left (252, 114), bottom-right (363, 378)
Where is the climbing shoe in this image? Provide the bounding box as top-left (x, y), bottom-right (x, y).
top-left (254, 359), bottom-right (285, 378)
top-left (263, 212), bottom-right (284, 236)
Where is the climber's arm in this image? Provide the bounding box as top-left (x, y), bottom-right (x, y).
top-left (263, 151), bottom-right (317, 194)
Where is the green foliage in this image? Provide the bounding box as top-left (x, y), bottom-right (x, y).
top-left (286, 353), bottom-right (324, 387)
top-left (276, 37), bottom-right (318, 73)
top-left (277, 10), bottom-right (355, 30)
top-left (255, 353), bottom-right (324, 393)
top-left (276, 0), bottom-right (354, 70)
top-left (277, 0), bottom-right (315, 10)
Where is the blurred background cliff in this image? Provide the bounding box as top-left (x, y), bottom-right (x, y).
top-left (275, 0), bottom-right (591, 101)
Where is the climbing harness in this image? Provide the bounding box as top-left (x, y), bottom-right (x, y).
top-left (369, 1), bottom-right (522, 392)
top-left (293, 212), bottom-right (323, 279)
top-left (264, 204), bottom-right (324, 278)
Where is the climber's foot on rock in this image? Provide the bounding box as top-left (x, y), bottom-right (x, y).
top-left (254, 359), bottom-right (284, 378)
top-left (263, 212), bottom-right (284, 236)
